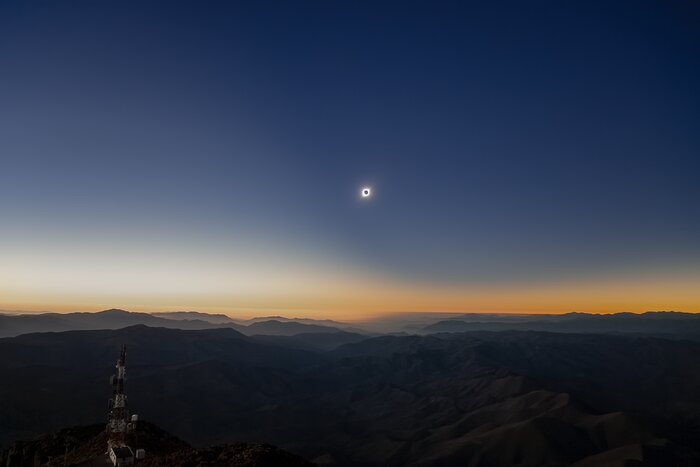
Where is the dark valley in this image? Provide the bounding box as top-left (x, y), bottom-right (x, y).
top-left (2, 311), bottom-right (699, 466)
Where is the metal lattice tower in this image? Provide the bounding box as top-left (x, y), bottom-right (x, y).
top-left (107, 345), bottom-right (130, 451)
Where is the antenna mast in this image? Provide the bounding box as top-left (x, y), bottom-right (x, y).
top-left (107, 345), bottom-right (129, 450)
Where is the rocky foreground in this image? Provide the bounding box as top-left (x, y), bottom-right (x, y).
top-left (1, 421), bottom-right (313, 467)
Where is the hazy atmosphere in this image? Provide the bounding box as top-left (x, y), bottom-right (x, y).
top-left (2, 1), bottom-right (699, 318)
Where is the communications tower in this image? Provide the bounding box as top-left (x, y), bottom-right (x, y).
top-left (106, 345), bottom-right (136, 466)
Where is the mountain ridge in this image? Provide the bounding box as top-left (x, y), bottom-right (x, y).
top-left (0, 309), bottom-right (362, 339)
top-left (2, 326), bottom-right (698, 465)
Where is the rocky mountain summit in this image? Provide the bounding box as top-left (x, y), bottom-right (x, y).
top-left (1, 421), bottom-right (312, 467)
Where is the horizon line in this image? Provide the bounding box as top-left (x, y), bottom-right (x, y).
top-left (1, 307), bottom-right (697, 322)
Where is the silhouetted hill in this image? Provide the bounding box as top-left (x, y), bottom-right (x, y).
top-left (150, 311), bottom-right (238, 324)
top-left (247, 316), bottom-right (350, 327)
top-left (1, 326), bottom-right (699, 466)
top-left (0, 310), bottom-right (356, 339)
top-left (245, 316), bottom-right (367, 334)
top-left (0, 324), bottom-right (315, 370)
top-left (0, 309), bottom-right (231, 338)
top-left (421, 311), bottom-right (700, 338)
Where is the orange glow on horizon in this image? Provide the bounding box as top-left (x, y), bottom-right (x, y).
top-left (2, 224), bottom-right (698, 321)
top-left (2, 272), bottom-right (699, 321)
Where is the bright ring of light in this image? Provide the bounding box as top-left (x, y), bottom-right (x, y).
top-left (361, 187), bottom-right (371, 198)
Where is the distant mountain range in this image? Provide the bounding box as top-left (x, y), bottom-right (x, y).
top-left (246, 315), bottom-right (354, 327)
top-left (420, 311), bottom-right (700, 338)
top-left (3, 309), bottom-right (700, 340)
top-left (151, 311), bottom-right (239, 324)
top-left (1, 324), bottom-right (699, 465)
top-left (0, 308), bottom-right (361, 339)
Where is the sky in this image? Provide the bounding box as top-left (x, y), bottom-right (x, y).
top-left (1, 1), bottom-right (699, 319)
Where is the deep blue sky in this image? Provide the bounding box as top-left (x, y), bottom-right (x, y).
top-left (1, 1), bottom-right (699, 315)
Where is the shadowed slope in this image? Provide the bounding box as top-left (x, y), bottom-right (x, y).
top-left (1, 327), bottom-right (699, 465)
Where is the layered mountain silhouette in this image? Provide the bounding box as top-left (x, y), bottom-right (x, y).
top-left (5, 309), bottom-right (700, 340)
top-left (421, 311), bottom-right (700, 339)
top-left (1, 323), bottom-right (699, 466)
top-left (150, 311), bottom-right (239, 324)
top-left (0, 309), bottom-right (357, 339)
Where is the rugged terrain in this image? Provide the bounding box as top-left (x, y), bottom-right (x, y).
top-left (1, 319), bottom-right (699, 466)
top-left (0, 421), bottom-right (312, 467)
